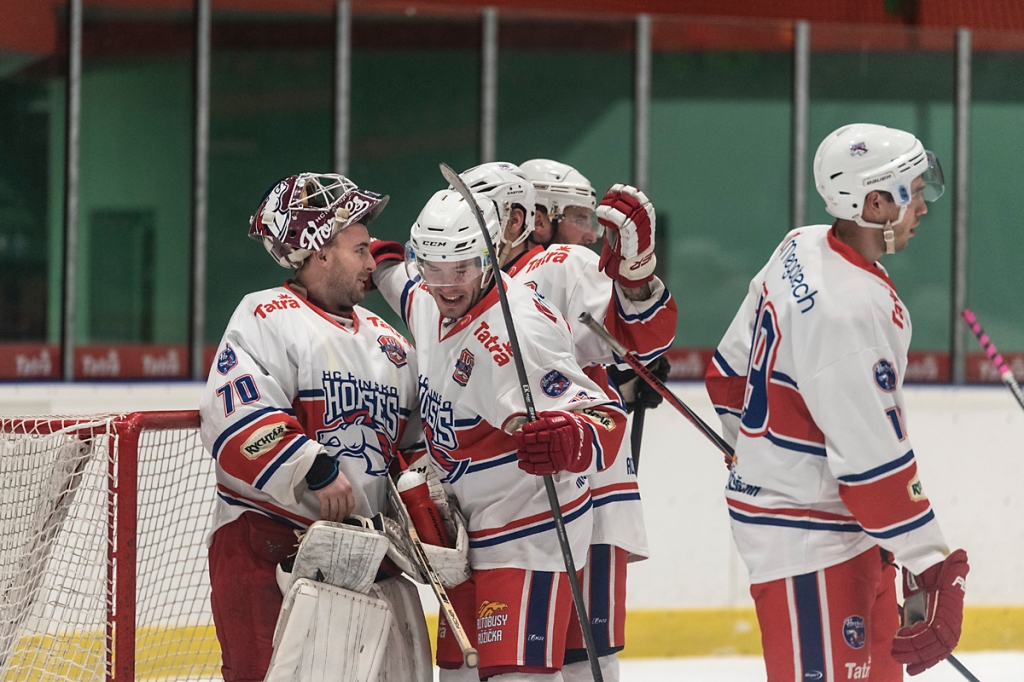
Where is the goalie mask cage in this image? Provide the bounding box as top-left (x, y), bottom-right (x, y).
top-left (0, 410), bottom-right (219, 682)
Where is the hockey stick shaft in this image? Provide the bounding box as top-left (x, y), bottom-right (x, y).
top-left (441, 163), bottom-right (604, 682)
top-left (946, 654), bottom-right (982, 682)
top-left (630, 405), bottom-right (645, 474)
top-left (962, 309), bottom-right (1024, 412)
top-left (386, 476), bottom-right (479, 668)
top-left (579, 312), bottom-right (734, 460)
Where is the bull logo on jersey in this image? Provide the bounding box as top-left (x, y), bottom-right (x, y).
top-left (540, 370), bottom-right (572, 397)
top-left (873, 359), bottom-right (897, 392)
top-left (843, 615), bottom-right (866, 649)
top-left (420, 376), bottom-right (467, 484)
top-left (318, 371), bottom-right (401, 476)
top-left (377, 335), bottom-right (407, 368)
top-left (453, 349), bottom-right (475, 387)
top-left (316, 416), bottom-right (390, 476)
top-left (216, 343), bottom-right (238, 375)
top-left (850, 141), bottom-right (868, 156)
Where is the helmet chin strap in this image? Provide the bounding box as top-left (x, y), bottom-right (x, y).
top-left (883, 221), bottom-right (896, 255)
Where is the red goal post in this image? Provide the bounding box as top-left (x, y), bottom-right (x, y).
top-left (0, 410), bottom-right (219, 682)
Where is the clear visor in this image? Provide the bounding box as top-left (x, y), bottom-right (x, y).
top-left (920, 150), bottom-right (944, 202)
top-left (553, 206), bottom-right (604, 239)
top-left (406, 249), bottom-right (485, 287)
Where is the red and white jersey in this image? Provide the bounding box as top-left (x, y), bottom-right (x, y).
top-left (375, 263), bottom-right (628, 572)
top-left (506, 244), bottom-right (678, 559)
top-left (199, 283), bottom-right (421, 542)
top-left (705, 225), bottom-right (949, 584)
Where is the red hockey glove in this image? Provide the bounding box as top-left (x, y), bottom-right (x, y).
top-left (513, 410), bottom-right (594, 476)
top-left (596, 183), bottom-right (657, 286)
top-left (891, 549), bottom-right (970, 676)
top-left (365, 239), bottom-right (405, 291)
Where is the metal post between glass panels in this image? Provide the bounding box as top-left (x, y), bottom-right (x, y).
top-left (792, 20), bottom-right (809, 231)
top-left (480, 7), bottom-right (498, 163)
top-left (190, 0), bottom-right (211, 381)
top-left (334, 0), bottom-right (351, 176)
top-left (61, 0), bottom-right (83, 381)
top-left (951, 27), bottom-right (971, 385)
top-left (634, 14), bottom-right (651, 190)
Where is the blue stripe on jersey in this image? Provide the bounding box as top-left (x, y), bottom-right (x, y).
top-left (589, 545), bottom-right (612, 651)
top-left (770, 370), bottom-right (798, 389)
top-left (455, 416), bottom-right (483, 428)
top-left (593, 492), bottom-right (642, 507)
top-left (764, 431), bottom-right (827, 457)
top-left (469, 496), bottom-right (593, 549)
top-left (613, 341), bottom-right (671, 366)
top-left (793, 573), bottom-right (826, 681)
top-left (399, 277), bottom-right (418, 328)
top-left (613, 283), bottom-right (671, 322)
top-left (211, 406), bottom-right (291, 460)
top-left (729, 509), bottom-right (863, 533)
top-left (525, 572), bottom-right (554, 667)
top-left (715, 406), bottom-right (742, 417)
top-left (297, 389), bottom-right (324, 399)
top-left (467, 453), bottom-right (518, 473)
top-left (865, 509), bottom-right (935, 539)
top-left (837, 450), bottom-right (915, 484)
top-left (215, 492), bottom-right (305, 529)
top-left (254, 437), bottom-right (307, 490)
top-left (713, 350), bottom-right (738, 377)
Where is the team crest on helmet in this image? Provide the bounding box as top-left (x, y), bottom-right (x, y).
top-left (873, 359), bottom-right (897, 392)
top-left (849, 141), bottom-right (868, 156)
top-left (216, 343), bottom-right (238, 375)
top-left (377, 335), bottom-right (407, 368)
top-left (540, 370), bottom-right (572, 397)
top-left (453, 349), bottom-right (475, 386)
top-left (898, 185), bottom-right (910, 203)
top-left (843, 615), bottom-right (866, 649)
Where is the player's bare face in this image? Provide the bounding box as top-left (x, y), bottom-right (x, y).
top-left (322, 223), bottom-right (375, 310)
top-left (892, 176), bottom-right (928, 252)
top-left (423, 260), bottom-right (485, 319)
top-left (553, 206), bottom-right (598, 245)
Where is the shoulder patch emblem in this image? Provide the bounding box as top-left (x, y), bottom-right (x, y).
top-left (873, 359), bottom-right (897, 392)
top-left (540, 370), bottom-right (571, 397)
top-left (216, 343), bottom-right (238, 375)
top-left (377, 335), bottom-right (407, 368)
top-left (453, 349), bottom-right (475, 387)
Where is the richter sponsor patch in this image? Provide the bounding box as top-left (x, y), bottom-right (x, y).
top-left (907, 474), bottom-right (927, 502)
top-left (579, 407), bottom-right (614, 431)
top-left (241, 422), bottom-right (287, 460)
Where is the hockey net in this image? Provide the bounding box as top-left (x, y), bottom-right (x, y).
top-left (0, 411), bottom-right (218, 682)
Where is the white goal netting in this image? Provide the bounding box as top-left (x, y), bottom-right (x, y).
top-left (0, 412), bottom-right (219, 681)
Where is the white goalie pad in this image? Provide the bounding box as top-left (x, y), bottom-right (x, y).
top-left (368, 576), bottom-right (433, 682)
top-left (265, 578), bottom-right (393, 682)
top-left (419, 507), bottom-right (471, 589)
top-left (277, 520), bottom-right (390, 596)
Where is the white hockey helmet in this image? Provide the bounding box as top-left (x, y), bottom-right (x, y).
top-left (520, 158), bottom-right (597, 217)
top-left (407, 189), bottom-right (501, 288)
top-left (813, 124), bottom-right (944, 229)
top-left (249, 173), bottom-right (388, 269)
top-left (455, 162), bottom-right (536, 248)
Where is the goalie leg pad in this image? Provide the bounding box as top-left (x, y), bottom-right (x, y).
top-left (278, 520), bottom-right (389, 596)
top-left (368, 576), bottom-right (433, 682)
top-left (265, 578), bottom-right (393, 682)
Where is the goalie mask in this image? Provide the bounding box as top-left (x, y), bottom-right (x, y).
top-left (813, 124), bottom-right (944, 253)
top-left (249, 173), bottom-right (389, 269)
top-left (520, 158), bottom-right (602, 239)
top-left (454, 162), bottom-right (536, 252)
top-left (407, 189), bottom-right (501, 290)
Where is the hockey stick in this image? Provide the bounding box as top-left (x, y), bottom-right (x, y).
top-left (962, 309), bottom-right (1024, 412)
top-left (440, 162), bottom-right (605, 682)
top-left (896, 604), bottom-right (980, 681)
top-left (630, 405), bottom-right (646, 474)
top-left (384, 476), bottom-right (479, 669)
top-left (579, 312), bottom-right (734, 461)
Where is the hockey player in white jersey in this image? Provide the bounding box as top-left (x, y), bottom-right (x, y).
top-left (520, 158), bottom-right (601, 247)
top-left (706, 124), bottom-right (969, 680)
top-left (449, 162), bottom-right (677, 681)
top-left (372, 188), bottom-right (628, 681)
top-left (200, 173), bottom-right (429, 682)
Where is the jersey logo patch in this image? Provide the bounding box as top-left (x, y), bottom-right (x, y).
top-left (216, 343), bottom-right (238, 375)
top-left (849, 141), bottom-right (868, 156)
top-left (316, 417), bottom-right (390, 476)
top-left (241, 422), bottom-right (287, 460)
top-left (540, 370), bottom-right (571, 397)
top-left (377, 335), bottom-right (407, 368)
top-left (874, 359), bottom-right (897, 392)
top-left (453, 349), bottom-right (475, 387)
top-left (843, 615), bottom-right (866, 649)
